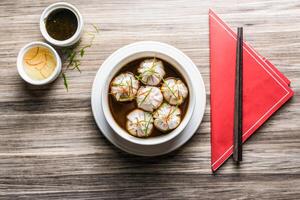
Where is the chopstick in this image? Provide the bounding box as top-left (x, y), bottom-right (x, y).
top-left (233, 27), bottom-right (243, 163)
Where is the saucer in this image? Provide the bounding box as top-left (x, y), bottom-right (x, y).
top-left (91, 41), bottom-right (206, 156)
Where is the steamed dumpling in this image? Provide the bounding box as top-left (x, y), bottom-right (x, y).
top-left (137, 58), bottom-right (165, 86)
top-left (136, 86), bottom-right (163, 112)
top-left (110, 72), bottom-right (139, 102)
top-left (161, 78), bottom-right (188, 105)
top-left (153, 103), bottom-right (181, 131)
top-left (126, 109), bottom-right (154, 137)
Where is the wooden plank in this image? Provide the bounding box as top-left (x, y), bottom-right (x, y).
top-left (0, 0), bottom-right (299, 199)
top-left (1, 174), bottom-right (300, 199)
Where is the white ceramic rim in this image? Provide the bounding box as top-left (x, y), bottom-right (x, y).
top-left (17, 41), bottom-right (62, 85)
top-left (91, 41), bottom-right (206, 156)
top-left (101, 42), bottom-right (196, 146)
top-left (40, 2), bottom-right (84, 47)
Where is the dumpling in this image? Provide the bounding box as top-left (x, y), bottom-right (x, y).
top-left (137, 58), bottom-right (165, 86)
top-left (161, 78), bottom-right (188, 105)
top-left (153, 103), bottom-right (181, 131)
top-left (126, 109), bottom-right (154, 137)
top-left (136, 86), bottom-right (163, 112)
top-left (110, 72), bottom-right (139, 102)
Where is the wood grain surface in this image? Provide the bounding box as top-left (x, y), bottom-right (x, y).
top-left (0, 0), bottom-right (299, 199)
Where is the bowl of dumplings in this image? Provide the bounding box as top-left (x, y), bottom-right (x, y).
top-left (101, 42), bottom-right (196, 146)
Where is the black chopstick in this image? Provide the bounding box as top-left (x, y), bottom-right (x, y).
top-left (233, 27), bottom-right (243, 163)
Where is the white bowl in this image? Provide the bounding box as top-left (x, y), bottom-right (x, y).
top-left (17, 41), bottom-right (62, 85)
top-left (40, 2), bottom-right (84, 47)
top-left (101, 41), bottom-right (196, 146)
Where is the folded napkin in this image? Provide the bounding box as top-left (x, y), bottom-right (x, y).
top-left (209, 9), bottom-right (294, 172)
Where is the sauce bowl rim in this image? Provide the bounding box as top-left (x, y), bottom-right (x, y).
top-left (40, 2), bottom-right (84, 47)
top-left (17, 41), bottom-right (62, 85)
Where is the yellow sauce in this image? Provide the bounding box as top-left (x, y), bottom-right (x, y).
top-left (23, 46), bottom-right (57, 80)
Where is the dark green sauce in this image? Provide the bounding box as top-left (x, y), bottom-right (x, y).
top-left (46, 8), bottom-right (78, 41)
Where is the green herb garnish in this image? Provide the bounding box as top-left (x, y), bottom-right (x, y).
top-left (169, 103), bottom-right (179, 117)
top-left (135, 57), bottom-right (162, 83)
top-left (61, 24), bottom-right (100, 91)
top-left (162, 78), bottom-right (178, 99)
top-left (139, 87), bottom-right (153, 106)
top-left (92, 24), bottom-right (100, 33)
top-left (62, 72), bottom-right (68, 91)
top-left (143, 114), bottom-right (152, 135)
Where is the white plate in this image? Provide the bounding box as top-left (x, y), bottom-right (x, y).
top-left (91, 41), bottom-right (206, 156)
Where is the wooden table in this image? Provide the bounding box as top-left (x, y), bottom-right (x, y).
top-left (1, 0), bottom-right (299, 199)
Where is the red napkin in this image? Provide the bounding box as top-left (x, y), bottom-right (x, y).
top-left (209, 9), bottom-right (294, 172)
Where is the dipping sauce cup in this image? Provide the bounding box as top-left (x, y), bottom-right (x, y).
top-left (17, 41), bottom-right (62, 85)
top-left (40, 2), bottom-right (84, 47)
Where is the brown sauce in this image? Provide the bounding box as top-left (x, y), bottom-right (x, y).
top-left (46, 8), bottom-right (78, 41)
top-left (109, 58), bottom-right (189, 137)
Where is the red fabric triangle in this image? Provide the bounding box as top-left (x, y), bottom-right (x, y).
top-left (209, 9), bottom-right (294, 172)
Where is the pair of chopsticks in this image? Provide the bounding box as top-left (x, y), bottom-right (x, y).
top-left (233, 27), bottom-right (243, 163)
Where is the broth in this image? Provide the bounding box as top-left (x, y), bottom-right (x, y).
top-left (109, 58), bottom-right (189, 137)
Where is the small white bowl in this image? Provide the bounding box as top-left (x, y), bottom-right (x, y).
top-left (17, 41), bottom-right (62, 85)
top-left (101, 41), bottom-right (196, 146)
top-left (40, 2), bottom-right (84, 47)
